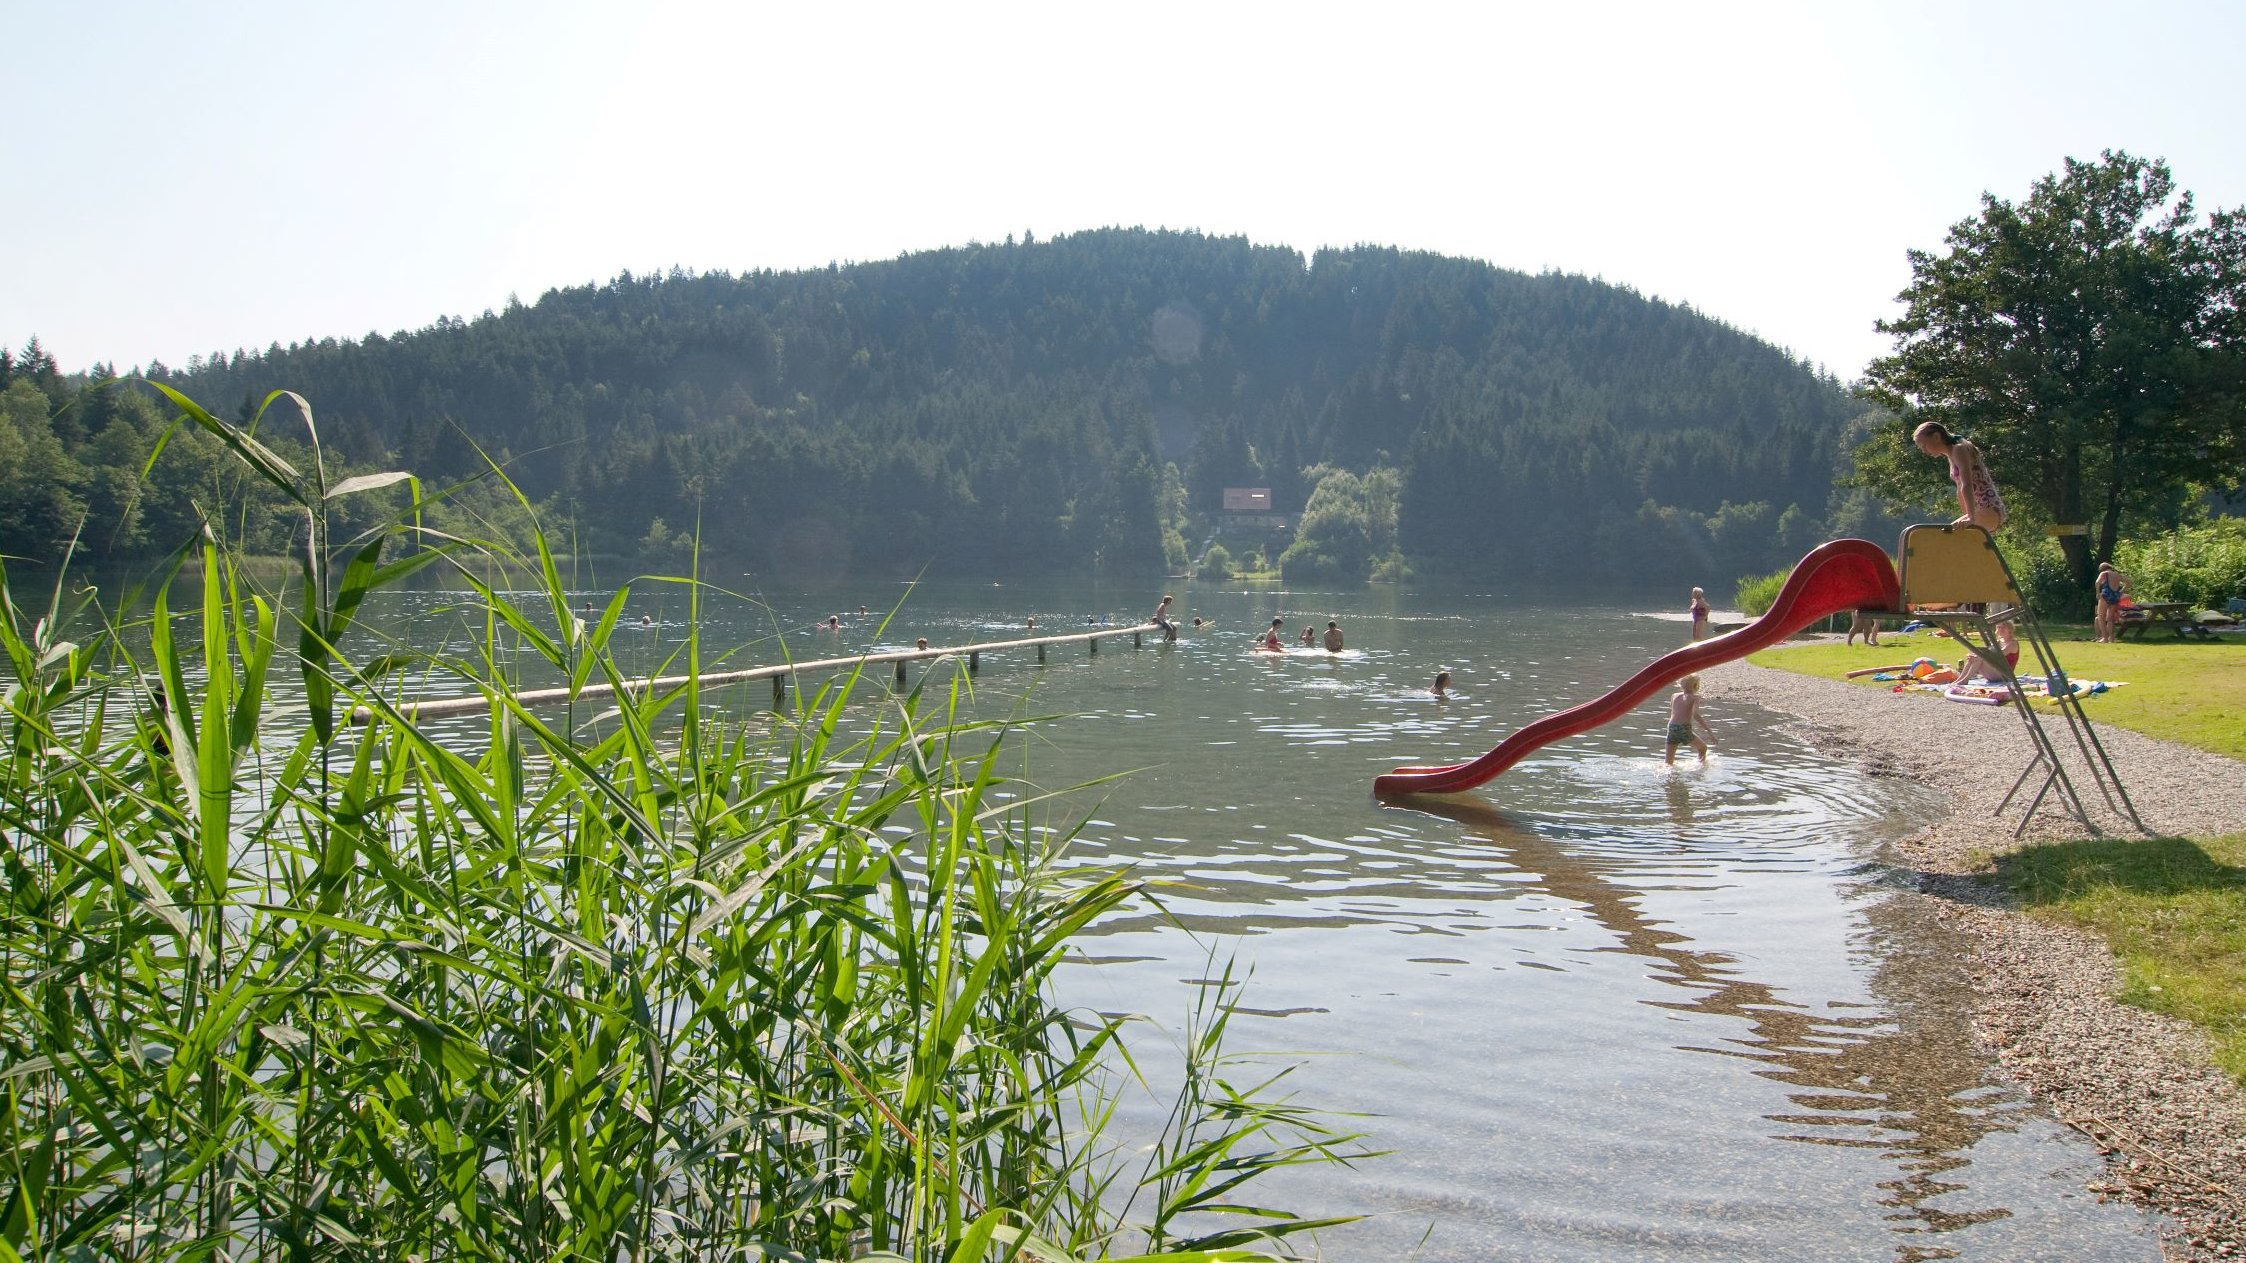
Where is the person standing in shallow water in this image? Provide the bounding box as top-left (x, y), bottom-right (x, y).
top-left (1689, 588), bottom-right (1711, 642)
top-left (1665, 674), bottom-right (1715, 765)
top-left (1323, 620), bottom-right (1344, 652)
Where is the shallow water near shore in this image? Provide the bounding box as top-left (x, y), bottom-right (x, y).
top-left (383, 574), bottom-right (2168, 1259)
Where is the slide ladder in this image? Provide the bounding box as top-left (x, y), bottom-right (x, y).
top-left (1889, 525), bottom-right (2142, 835)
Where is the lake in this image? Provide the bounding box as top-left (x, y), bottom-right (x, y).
top-left (379, 572), bottom-right (2165, 1261)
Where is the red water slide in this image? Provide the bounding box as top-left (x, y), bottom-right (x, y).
top-left (1374, 539), bottom-right (1902, 797)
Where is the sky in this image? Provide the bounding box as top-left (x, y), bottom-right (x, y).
top-left (6, 0), bottom-right (2243, 384)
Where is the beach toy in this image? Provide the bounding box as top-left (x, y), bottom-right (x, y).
top-left (1908, 658), bottom-right (1939, 679)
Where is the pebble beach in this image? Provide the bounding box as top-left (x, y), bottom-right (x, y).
top-left (1702, 657), bottom-right (2246, 1260)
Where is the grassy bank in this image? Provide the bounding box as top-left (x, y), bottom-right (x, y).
top-left (1997, 835), bottom-right (2246, 1081)
top-left (1746, 627), bottom-right (2246, 762)
top-left (0, 389), bottom-right (1356, 1261)
top-left (1749, 625), bottom-right (2246, 1084)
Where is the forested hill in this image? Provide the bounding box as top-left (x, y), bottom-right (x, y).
top-left (15, 229), bottom-right (1871, 583)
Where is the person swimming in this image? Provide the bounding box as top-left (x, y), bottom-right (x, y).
top-left (1256, 617), bottom-right (1285, 651)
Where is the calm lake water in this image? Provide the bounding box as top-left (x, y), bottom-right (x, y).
top-left (377, 574), bottom-right (2164, 1261)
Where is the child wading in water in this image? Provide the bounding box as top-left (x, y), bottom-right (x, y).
top-left (1665, 675), bottom-right (1716, 765)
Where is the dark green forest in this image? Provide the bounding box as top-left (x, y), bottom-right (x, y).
top-left (4, 229), bottom-right (1883, 586)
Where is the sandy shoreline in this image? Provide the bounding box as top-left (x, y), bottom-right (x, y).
top-left (1699, 657), bottom-right (2246, 1259)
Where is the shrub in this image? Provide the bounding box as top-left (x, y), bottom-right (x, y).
top-left (1736, 567), bottom-right (1788, 616)
top-left (1200, 542), bottom-right (1234, 580)
top-left (2116, 519), bottom-right (2246, 609)
top-left (2001, 530), bottom-right (2083, 619)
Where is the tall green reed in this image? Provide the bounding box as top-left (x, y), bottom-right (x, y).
top-left (0, 388), bottom-right (1363, 1261)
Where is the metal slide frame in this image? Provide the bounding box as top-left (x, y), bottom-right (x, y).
top-left (1896, 525), bottom-right (2144, 837)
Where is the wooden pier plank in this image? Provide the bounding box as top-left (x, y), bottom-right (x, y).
top-left (353, 622), bottom-right (1169, 721)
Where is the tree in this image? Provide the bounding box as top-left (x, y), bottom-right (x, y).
top-left (1280, 463), bottom-right (1401, 581)
top-left (1858, 151), bottom-right (2246, 589)
top-left (0, 380), bottom-right (88, 559)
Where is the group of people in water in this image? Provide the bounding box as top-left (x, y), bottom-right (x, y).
top-left (1157, 595), bottom-right (1465, 697)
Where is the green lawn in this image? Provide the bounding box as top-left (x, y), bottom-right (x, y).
top-left (1747, 625), bottom-right (2246, 762)
top-left (1997, 835), bottom-right (2246, 1081)
top-left (1750, 623), bottom-right (2246, 1082)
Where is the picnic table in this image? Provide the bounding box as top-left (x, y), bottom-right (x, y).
top-left (2114, 601), bottom-right (2210, 640)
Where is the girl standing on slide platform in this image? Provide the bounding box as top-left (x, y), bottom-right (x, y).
top-left (1913, 421), bottom-right (2006, 533)
top-left (1913, 421), bottom-right (2017, 666)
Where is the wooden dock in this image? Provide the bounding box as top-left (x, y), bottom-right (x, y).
top-left (355, 622), bottom-right (1169, 721)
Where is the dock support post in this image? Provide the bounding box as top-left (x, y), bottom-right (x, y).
top-left (895, 660), bottom-right (907, 687)
top-left (1090, 637), bottom-right (1098, 656)
top-left (968, 650), bottom-right (980, 674)
top-left (1133, 631), bottom-right (1142, 648)
top-left (1037, 643), bottom-right (1046, 663)
top-left (771, 676), bottom-right (786, 707)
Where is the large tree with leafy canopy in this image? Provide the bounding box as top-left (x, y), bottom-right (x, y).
top-left (1855, 151), bottom-right (2246, 589)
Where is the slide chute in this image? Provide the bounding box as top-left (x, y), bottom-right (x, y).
top-left (1374, 539), bottom-right (1901, 797)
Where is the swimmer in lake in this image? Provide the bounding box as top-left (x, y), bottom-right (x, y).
top-left (1323, 620), bottom-right (1344, 652)
top-left (1431, 668), bottom-right (1451, 699)
top-left (1258, 618), bottom-right (1285, 651)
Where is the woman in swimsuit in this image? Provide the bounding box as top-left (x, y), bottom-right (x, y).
top-left (2095, 563), bottom-right (2129, 643)
top-left (1258, 617), bottom-right (1285, 651)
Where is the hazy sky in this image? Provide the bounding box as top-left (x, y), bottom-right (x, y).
top-left (7, 0), bottom-right (2243, 383)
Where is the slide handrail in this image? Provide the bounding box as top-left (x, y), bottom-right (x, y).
top-left (1373, 539), bottom-right (1902, 797)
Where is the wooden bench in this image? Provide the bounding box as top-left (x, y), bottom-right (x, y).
top-left (2114, 602), bottom-right (2210, 641)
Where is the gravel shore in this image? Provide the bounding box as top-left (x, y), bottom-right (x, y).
top-left (1700, 657), bottom-right (2246, 1260)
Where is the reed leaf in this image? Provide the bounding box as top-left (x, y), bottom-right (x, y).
top-left (0, 388), bottom-right (1366, 1262)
